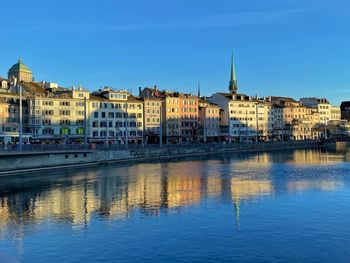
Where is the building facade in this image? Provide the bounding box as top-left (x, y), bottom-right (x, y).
top-left (198, 99), bottom-right (220, 142)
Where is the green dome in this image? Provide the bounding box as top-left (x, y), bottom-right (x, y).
top-left (9, 58), bottom-right (32, 72)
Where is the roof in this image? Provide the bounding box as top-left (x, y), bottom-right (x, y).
top-left (19, 82), bottom-right (46, 94)
top-left (198, 98), bottom-right (220, 107)
top-left (270, 96), bottom-right (298, 103)
top-left (90, 93), bottom-right (143, 103)
top-left (217, 92), bottom-right (257, 102)
top-left (8, 58), bottom-right (32, 73)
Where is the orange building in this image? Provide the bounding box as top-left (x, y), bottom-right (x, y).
top-left (139, 86), bottom-right (199, 143)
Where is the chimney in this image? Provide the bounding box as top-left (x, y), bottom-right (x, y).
top-left (72, 85), bottom-right (75, 91)
top-left (139, 87), bottom-right (142, 96)
top-left (154, 85), bottom-right (157, 91)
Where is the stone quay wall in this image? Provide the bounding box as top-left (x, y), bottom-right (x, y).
top-left (0, 141), bottom-right (324, 175)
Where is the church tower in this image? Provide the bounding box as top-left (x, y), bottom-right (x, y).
top-left (228, 51), bottom-right (238, 94)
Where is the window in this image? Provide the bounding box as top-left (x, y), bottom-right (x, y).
top-left (59, 110), bottom-right (70, 116)
top-left (94, 112), bottom-right (98, 118)
top-left (59, 101), bottom-right (70, 106)
top-left (60, 127), bottom-right (70, 135)
top-left (76, 127), bottom-right (84, 135)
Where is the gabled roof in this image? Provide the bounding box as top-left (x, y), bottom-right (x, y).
top-left (19, 81), bottom-right (46, 94)
top-left (270, 96), bottom-right (298, 103)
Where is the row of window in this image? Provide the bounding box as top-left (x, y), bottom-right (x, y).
top-left (93, 112), bottom-right (142, 119)
top-left (42, 127), bottom-right (84, 135)
top-left (92, 121), bottom-right (142, 128)
top-left (146, 118), bottom-right (160, 123)
top-left (41, 101), bottom-right (85, 107)
top-left (91, 102), bottom-right (142, 110)
top-left (92, 130), bottom-right (142, 137)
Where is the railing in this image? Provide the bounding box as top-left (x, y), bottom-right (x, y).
top-left (0, 139), bottom-right (331, 153)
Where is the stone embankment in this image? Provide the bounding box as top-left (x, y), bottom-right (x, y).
top-left (0, 141), bottom-right (325, 175)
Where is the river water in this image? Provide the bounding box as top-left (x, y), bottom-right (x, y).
top-left (1, 144), bottom-right (350, 262)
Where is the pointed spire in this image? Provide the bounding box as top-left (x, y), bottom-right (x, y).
top-left (197, 80), bottom-right (201, 98)
top-left (228, 49), bottom-right (238, 94)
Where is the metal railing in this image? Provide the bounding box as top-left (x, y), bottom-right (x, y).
top-left (0, 139), bottom-right (330, 153)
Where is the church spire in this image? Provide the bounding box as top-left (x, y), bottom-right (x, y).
top-left (228, 50), bottom-right (238, 94)
top-left (197, 80), bottom-right (201, 98)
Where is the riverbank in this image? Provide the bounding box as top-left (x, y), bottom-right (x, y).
top-left (0, 141), bottom-right (332, 175)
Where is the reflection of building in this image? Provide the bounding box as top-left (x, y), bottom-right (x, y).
top-left (288, 180), bottom-right (342, 192)
top-left (231, 177), bottom-right (273, 224)
top-left (287, 149), bottom-right (344, 165)
top-left (166, 175), bottom-right (202, 207)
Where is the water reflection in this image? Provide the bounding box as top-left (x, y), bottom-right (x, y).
top-left (0, 143), bottom-right (349, 252)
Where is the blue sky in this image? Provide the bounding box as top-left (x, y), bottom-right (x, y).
top-left (0, 0), bottom-right (349, 104)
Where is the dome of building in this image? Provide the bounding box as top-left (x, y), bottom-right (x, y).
top-left (9, 58), bottom-right (31, 72)
top-left (8, 58), bottom-right (33, 82)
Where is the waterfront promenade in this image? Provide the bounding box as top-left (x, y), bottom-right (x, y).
top-left (0, 140), bottom-right (328, 175)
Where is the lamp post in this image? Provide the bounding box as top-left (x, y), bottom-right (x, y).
top-left (125, 103), bottom-right (128, 146)
top-left (159, 103), bottom-right (163, 147)
top-left (255, 104), bottom-right (259, 142)
top-left (83, 96), bottom-right (88, 146)
top-left (105, 110), bottom-right (109, 147)
top-left (19, 86), bottom-right (23, 151)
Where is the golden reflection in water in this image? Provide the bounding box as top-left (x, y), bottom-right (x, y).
top-left (288, 180), bottom-right (343, 192)
top-left (0, 148), bottom-right (348, 233)
top-left (287, 149), bottom-right (344, 165)
top-left (231, 178), bottom-right (274, 225)
top-left (165, 162), bottom-right (203, 208)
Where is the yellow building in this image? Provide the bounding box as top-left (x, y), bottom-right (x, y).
top-left (20, 82), bottom-right (90, 142)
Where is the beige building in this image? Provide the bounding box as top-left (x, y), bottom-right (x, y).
top-left (90, 88), bottom-right (143, 144)
top-left (209, 93), bottom-right (260, 142)
top-left (143, 98), bottom-right (162, 144)
top-left (271, 97), bottom-right (321, 140)
top-left (198, 99), bottom-right (220, 142)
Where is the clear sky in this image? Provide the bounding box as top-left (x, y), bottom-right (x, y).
top-left (0, 0), bottom-right (349, 104)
